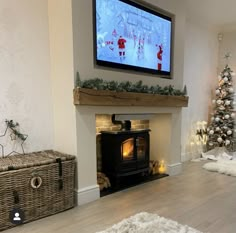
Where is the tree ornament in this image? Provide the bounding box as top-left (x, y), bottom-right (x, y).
top-left (225, 140), bottom-right (230, 145)
top-left (231, 113), bottom-right (235, 118)
top-left (221, 89), bottom-right (227, 97)
top-left (215, 117), bottom-right (220, 122)
top-left (215, 127), bottom-right (220, 131)
top-left (225, 100), bottom-right (231, 105)
top-left (216, 100), bottom-right (222, 105)
top-left (228, 87), bottom-right (234, 93)
top-left (217, 137), bottom-right (223, 143)
top-left (211, 117), bottom-right (215, 121)
top-left (219, 79), bottom-right (224, 85)
top-left (224, 114), bottom-right (230, 119)
top-left (209, 130), bottom-right (214, 135)
top-left (215, 89), bottom-right (220, 95)
top-left (224, 77), bottom-right (228, 82)
top-left (209, 142), bottom-right (213, 146)
top-left (219, 105), bottom-right (225, 110)
top-left (227, 130), bottom-right (232, 135)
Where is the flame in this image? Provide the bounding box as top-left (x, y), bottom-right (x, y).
top-left (122, 140), bottom-right (134, 158)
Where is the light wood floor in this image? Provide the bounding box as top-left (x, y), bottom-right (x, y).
top-left (4, 161), bottom-right (236, 233)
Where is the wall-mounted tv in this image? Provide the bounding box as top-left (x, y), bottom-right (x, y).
top-left (94, 0), bottom-right (173, 78)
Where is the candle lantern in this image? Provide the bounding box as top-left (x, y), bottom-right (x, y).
top-left (158, 160), bottom-right (166, 174)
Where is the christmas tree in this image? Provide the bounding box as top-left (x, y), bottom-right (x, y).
top-left (207, 56), bottom-right (235, 151)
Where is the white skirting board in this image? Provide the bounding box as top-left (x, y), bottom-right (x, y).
top-left (167, 163), bottom-right (182, 176)
top-left (75, 163), bottom-right (182, 206)
top-left (75, 184), bottom-right (100, 206)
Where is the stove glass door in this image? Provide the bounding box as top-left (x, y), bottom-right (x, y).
top-left (121, 138), bottom-right (134, 161)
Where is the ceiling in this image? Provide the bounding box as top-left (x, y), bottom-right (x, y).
top-left (185, 0), bottom-right (236, 32)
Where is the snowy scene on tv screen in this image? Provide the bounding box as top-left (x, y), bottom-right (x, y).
top-left (95, 0), bottom-right (171, 73)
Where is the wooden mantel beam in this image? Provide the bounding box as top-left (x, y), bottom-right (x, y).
top-left (73, 88), bottom-right (189, 107)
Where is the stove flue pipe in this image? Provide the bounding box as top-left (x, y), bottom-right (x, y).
top-left (111, 114), bottom-right (131, 131)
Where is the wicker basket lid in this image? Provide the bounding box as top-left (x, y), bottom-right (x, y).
top-left (0, 150), bottom-right (75, 172)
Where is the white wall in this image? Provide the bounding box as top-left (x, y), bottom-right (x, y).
top-left (48, 0), bottom-right (77, 156)
top-left (0, 0), bottom-right (54, 154)
top-left (218, 31), bottom-right (236, 73)
top-left (181, 19), bottom-right (219, 161)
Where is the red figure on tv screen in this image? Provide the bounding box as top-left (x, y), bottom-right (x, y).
top-left (118, 36), bottom-right (126, 60)
top-left (157, 44), bottom-right (163, 70)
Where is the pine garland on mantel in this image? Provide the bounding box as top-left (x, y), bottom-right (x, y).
top-left (76, 72), bottom-right (187, 96)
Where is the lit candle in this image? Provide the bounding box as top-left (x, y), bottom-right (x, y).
top-left (159, 160), bottom-right (166, 174)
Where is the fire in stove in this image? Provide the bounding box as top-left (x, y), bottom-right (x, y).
top-left (122, 139), bottom-right (134, 160)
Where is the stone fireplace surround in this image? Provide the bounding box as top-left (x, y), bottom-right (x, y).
top-left (75, 105), bottom-right (182, 205)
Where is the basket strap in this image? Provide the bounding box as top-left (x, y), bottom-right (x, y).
top-left (56, 158), bottom-right (63, 190)
top-left (13, 190), bottom-right (19, 204)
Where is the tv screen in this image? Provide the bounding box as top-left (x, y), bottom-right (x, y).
top-left (94, 0), bottom-right (173, 78)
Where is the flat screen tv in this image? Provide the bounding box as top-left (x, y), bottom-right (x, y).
top-left (93, 0), bottom-right (173, 78)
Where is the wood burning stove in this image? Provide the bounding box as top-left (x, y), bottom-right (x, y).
top-left (101, 129), bottom-right (150, 186)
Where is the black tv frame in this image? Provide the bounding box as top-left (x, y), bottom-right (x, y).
top-left (93, 0), bottom-right (174, 79)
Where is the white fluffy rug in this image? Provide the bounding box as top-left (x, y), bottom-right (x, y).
top-left (201, 147), bottom-right (234, 161)
top-left (203, 159), bottom-right (236, 176)
top-left (97, 212), bottom-right (203, 233)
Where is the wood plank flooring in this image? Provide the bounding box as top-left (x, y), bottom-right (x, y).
top-left (4, 161), bottom-right (236, 233)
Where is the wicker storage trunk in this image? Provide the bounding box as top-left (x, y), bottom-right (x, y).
top-left (0, 150), bottom-right (76, 231)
